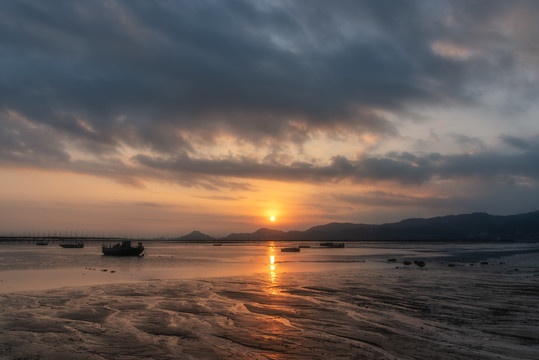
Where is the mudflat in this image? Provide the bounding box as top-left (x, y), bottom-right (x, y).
top-left (1, 252), bottom-right (538, 359)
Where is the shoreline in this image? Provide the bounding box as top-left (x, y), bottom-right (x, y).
top-left (1, 243), bottom-right (538, 294)
top-left (1, 251), bottom-right (538, 359)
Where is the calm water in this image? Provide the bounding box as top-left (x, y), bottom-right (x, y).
top-left (0, 240), bottom-right (537, 293)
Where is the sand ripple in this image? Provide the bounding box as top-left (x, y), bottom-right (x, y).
top-left (1, 254), bottom-right (538, 359)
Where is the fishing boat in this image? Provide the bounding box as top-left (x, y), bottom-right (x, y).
top-left (320, 242), bottom-right (345, 248)
top-left (102, 240), bottom-right (144, 256)
top-left (281, 247), bottom-right (300, 252)
top-left (60, 241), bottom-right (84, 248)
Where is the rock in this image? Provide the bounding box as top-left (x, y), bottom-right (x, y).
top-left (403, 260), bottom-right (412, 265)
top-left (387, 258), bottom-right (397, 263)
top-left (414, 260), bottom-right (426, 267)
top-left (448, 264), bottom-right (456, 267)
top-left (480, 262), bottom-right (488, 265)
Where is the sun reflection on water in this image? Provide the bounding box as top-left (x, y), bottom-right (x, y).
top-left (267, 242), bottom-right (278, 294)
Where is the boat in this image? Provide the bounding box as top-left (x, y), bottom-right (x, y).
top-left (299, 245), bottom-right (310, 248)
top-left (35, 241), bottom-right (49, 246)
top-left (320, 242), bottom-right (345, 248)
top-left (102, 240), bottom-right (144, 256)
top-left (281, 247), bottom-right (300, 252)
top-left (60, 241), bottom-right (84, 248)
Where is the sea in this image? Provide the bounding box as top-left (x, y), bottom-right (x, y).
top-left (1, 240), bottom-right (538, 359)
top-left (1, 240), bottom-right (536, 293)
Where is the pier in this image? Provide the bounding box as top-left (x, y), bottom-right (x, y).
top-left (0, 235), bottom-right (129, 243)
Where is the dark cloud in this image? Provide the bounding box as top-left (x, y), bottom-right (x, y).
top-left (501, 134), bottom-right (539, 152)
top-left (1, 0), bottom-right (538, 201)
top-left (0, 111), bottom-right (71, 165)
top-left (3, 93), bottom-right (539, 189)
top-left (131, 146), bottom-right (539, 186)
top-left (2, 0), bottom-right (535, 154)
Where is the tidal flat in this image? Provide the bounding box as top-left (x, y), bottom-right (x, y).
top-left (0, 243), bottom-right (538, 359)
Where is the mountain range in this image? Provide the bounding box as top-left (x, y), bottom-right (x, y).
top-left (169, 231), bottom-right (216, 241)
top-left (173, 211), bottom-right (539, 242)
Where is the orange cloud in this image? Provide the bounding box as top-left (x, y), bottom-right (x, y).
top-left (431, 41), bottom-right (473, 60)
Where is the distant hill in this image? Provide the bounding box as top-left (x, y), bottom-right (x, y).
top-left (171, 231), bottom-right (215, 241)
top-left (224, 211), bottom-right (539, 241)
top-left (225, 228), bottom-right (286, 241)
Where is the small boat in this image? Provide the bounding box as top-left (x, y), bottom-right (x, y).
top-left (281, 247), bottom-right (300, 252)
top-left (36, 241), bottom-right (49, 246)
top-left (320, 242), bottom-right (345, 248)
top-left (60, 242), bottom-right (84, 248)
top-left (102, 240), bottom-right (144, 256)
top-left (299, 245), bottom-right (310, 248)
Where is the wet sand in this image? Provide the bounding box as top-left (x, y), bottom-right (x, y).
top-left (1, 253), bottom-right (538, 359)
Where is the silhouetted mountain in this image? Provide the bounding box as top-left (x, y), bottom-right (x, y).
top-left (224, 211), bottom-right (539, 241)
top-left (172, 231), bottom-right (215, 241)
top-left (225, 228), bottom-right (286, 241)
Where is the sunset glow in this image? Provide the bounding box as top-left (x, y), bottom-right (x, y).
top-left (2, 3), bottom-right (539, 360)
top-left (0, 1), bottom-right (538, 237)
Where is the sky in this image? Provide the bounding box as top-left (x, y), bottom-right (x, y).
top-left (1, 0), bottom-right (539, 237)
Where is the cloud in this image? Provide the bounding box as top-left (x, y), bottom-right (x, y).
top-left (1, 0), bottom-right (538, 196)
top-left (431, 41), bottom-right (474, 60)
top-left (0, 110), bottom-right (71, 165)
top-left (2, 0), bottom-right (535, 153)
top-left (331, 180), bottom-right (539, 217)
top-left (331, 190), bottom-right (465, 209)
top-left (196, 195), bottom-right (243, 202)
top-left (131, 145), bottom-right (539, 187)
top-left (3, 102), bottom-right (539, 194)
top-left (501, 134), bottom-right (539, 152)
top-left (451, 134), bottom-right (487, 152)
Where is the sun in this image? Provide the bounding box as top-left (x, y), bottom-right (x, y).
top-left (270, 216), bottom-right (276, 222)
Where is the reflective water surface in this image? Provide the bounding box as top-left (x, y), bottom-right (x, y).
top-left (1, 240), bottom-right (536, 293)
top-left (1, 240), bottom-right (538, 359)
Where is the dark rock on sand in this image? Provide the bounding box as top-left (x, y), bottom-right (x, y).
top-left (414, 260), bottom-right (426, 267)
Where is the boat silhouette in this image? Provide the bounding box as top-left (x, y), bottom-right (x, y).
top-left (102, 240), bottom-right (144, 256)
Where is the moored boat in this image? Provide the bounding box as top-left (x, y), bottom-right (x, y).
top-left (60, 241), bottom-right (84, 248)
top-left (102, 240), bottom-right (144, 256)
top-left (281, 247), bottom-right (300, 252)
top-left (320, 242), bottom-right (345, 248)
